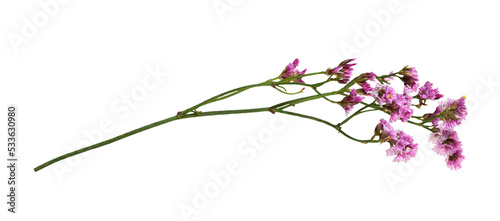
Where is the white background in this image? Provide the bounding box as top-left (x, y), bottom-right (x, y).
top-left (1, 0), bottom-right (499, 220)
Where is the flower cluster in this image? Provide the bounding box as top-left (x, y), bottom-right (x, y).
top-left (437, 96), bottom-right (468, 129)
top-left (338, 89), bottom-right (364, 115)
top-left (429, 128), bottom-right (465, 170)
top-left (426, 96), bottom-right (467, 170)
top-left (374, 119), bottom-right (419, 162)
top-left (414, 81), bottom-right (444, 108)
top-left (327, 58), bottom-right (356, 83)
top-left (418, 81), bottom-right (443, 101)
top-left (280, 58), bottom-right (307, 83)
top-left (356, 72), bottom-right (376, 94)
top-left (422, 106), bottom-right (441, 126)
top-left (399, 66), bottom-right (419, 91)
top-left (371, 84), bottom-right (414, 122)
top-left (368, 65), bottom-right (466, 170)
top-left (277, 58), bottom-right (468, 170)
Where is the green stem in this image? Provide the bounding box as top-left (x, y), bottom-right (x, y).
top-left (35, 74), bottom-right (346, 172)
top-left (272, 78), bottom-right (357, 110)
top-left (181, 82), bottom-right (271, 114)
top-left (337, 101), bottom-right (375, 126)
top-left (422, 115), bottom-right (440, 123)
top-left (34, 107), bottom-right (270, 172)
top-left (181, 72), bottom-right (328, 115)
top-left (359, 109), bottom-right (378, 114)
top-left (183, 73), bottom-right (347, 116)
top-left (275, 110), bottom-right (378, 143)
top-left (272, 91), bottom-right (341, 110)
top-left (312, 87), bottom-right (338, 104)
top-left (277, 71), bottom-right (325, 82)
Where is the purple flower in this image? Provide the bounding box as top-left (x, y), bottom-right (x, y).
top-left (430, 129), bottom-right (462, 156)
top-left (356, 72), bottom-right (376, 95)
top-left (339, 89), bottom-right (364, 115)
top-left (280, 58), bottom-right (307, 83)
top-left (423, 106), bottom-right (442, 127)
top-left (328, 58), bottom-right (357, 84)
top-left (429, 127), bottom-right (465, 170)
top-left (339, 72), bottom-right (352, 84)
top-left (374, 119), bottom-right (418, 162)
top-left (356, 82), bottom-right (373, 95)
top-left (386, 131), bottom-right (418, 162)
top-left (397, 88), bottom-right (415, 122)
top-left (438, 96), bottom-right (468, 129)
top-left (418, 81), bottom-right (443, 100)
top-left (400, 66), bottom-right (419, 91)
top-left (357, 72), bottom-right (377, 83)
top-left (388, 93), bottom-right (414, 122)
top-left (339, 58), bottom-right (356, 65)
top-left (281, 63), bottom-right (295, 79)
top-left (446, 149), bottom-right (465, 170)
top-left (293, 70), bottom-right (307, 83)
top-left (374, 118), bottom-right (397, 143)
top-left (373, 85), bottom-right (414, 122)
top-left (401, 66), bottom-right (418, 75)
top-left (371, 83), bottom-right (396, 106)
top-left (384, 95), bottom-right (407, 122)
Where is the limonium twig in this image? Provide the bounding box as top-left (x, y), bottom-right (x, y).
top-left (34, 58), bottom-right (468, 172)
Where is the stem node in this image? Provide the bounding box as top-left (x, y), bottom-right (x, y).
top-left (176, 111), bottom-right (184, 118)
top-left (269, 107), bottom-right (276, 114)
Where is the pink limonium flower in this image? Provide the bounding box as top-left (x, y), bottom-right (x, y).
top-left (280, 58), bottom-right (307, 83)
top-left (386, 130), bottom-right (419, 162)
top-left (373, 119), bottom-right (418, 162)
top-left (429, 128), bottom-right (465, 170)
top-left (372, 84), bottom-right (414, 122)
top-left (397, 87), bottom-right (415, 122)
top-left (373, 118), bottom-right (397, 143)
top-left (357, 72), bottom-right (377, 83)
top-left (356, 82), bottom-right (373, 95)
top-left (400, 66), bottom-right (419, 91)
top-left (356, 72), bottom-right (376, 95)
top-left (371, 83), bottom-right (396, 106)
top-left (423, 106), bottom-right (442, 126)
top-left (327, 58), bottom-right (356, 83)
top-left (418, 81), bottom-right (444, 100)
top-left (430, 129), bottom-right (462, 156)
top-left (339, 89), bottom-right (364, 115)
top-left (446, 149), bottom-right (465, 170)
top-left (437, 96), bottom-right (468, 129)
top-left (385, 93), bottom-right (414, 122)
